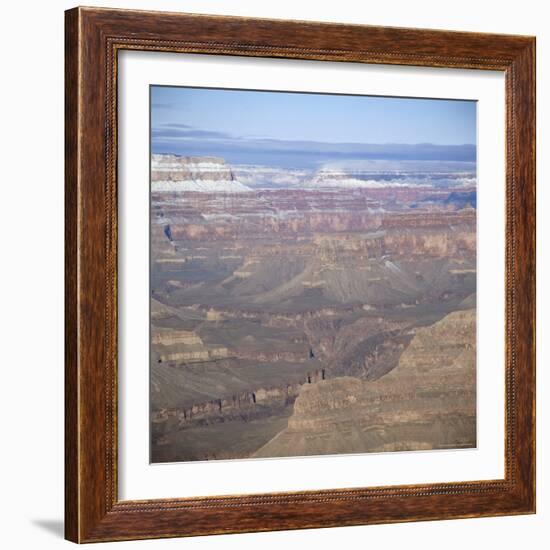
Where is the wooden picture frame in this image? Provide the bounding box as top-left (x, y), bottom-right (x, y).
top-left (65, 6), bottom-right (536, 543)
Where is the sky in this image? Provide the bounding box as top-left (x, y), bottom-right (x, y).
top-left (151, 86), bottom-right (477, 168)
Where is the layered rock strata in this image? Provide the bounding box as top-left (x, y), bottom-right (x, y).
top-left (151, 155), bottom-right (251, 192)
top-left (254, 309), bottom-right (476, 458)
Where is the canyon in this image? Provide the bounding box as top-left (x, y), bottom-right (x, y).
top-left (254, 309), bottom-right (476, 457)
top-left (150, 155), bottom-right (477, 463)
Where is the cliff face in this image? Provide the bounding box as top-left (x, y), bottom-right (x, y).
top-left (157, 210), bottom-right (474, 247)
top-left (253, 309), bottom-right (476, 458)
top-left (151, 155), bottom-right (251, 192)
top-left (150, 360), bottom-right (326, 462)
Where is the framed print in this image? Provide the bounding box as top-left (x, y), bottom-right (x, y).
top-left (64, 7), bottom-right (536, 543)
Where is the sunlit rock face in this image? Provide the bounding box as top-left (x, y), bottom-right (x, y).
top-left (253, 309), bottom-right (476, 458)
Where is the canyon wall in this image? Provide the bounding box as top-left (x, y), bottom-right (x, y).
top-left (254, 309), bottom-right (476, 458)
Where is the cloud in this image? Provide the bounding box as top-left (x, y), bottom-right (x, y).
top-left (151, 102), bottom-right (174, 110)
top-left (152, 125), bottom-right (234, 140)
top-left (152, 128), bottom-right (231, 140)
top-left (158, 123), bottom-right (193, 129)
top-left (151, 125), bottom-right (476, 168)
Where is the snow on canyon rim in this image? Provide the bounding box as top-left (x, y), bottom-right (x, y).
top-left (151, 154), bottom-right (477, 192)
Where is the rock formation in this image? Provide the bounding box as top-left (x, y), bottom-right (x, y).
top-left (254, 309), bottom-right (476, 458)
top-left (151, 155), bottom-right (251, 192)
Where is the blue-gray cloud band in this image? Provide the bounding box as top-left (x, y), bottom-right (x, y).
top-left (151, 124), bottom-right (476, 169)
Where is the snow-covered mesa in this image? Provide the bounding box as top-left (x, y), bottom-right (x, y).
top-left (152, 179), bottom-right (252, 192)
top-left (151, 154), bottom-right (477, 192)
top-left (151, 155), bottom-right (251, 193)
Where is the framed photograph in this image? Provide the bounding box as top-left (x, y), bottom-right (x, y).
top-left (65, 7), bottom-right (536, 543)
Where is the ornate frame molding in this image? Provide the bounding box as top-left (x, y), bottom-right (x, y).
top-left (65, 7), bottom-right (535, 542)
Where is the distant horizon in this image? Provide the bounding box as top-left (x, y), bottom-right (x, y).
top-left (151, 85), bottom-right (477, 169)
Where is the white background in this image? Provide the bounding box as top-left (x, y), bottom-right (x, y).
top-left (0, 1), bottom-right (547, 549)
top-left (119, 52), bottom-right (505, 500)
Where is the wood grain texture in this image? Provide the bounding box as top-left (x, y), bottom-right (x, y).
top-left (64, 6), bottom-right (536, 543)
top-left (64, 7), bottom-right (79, 543)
